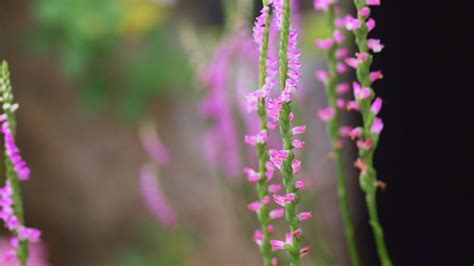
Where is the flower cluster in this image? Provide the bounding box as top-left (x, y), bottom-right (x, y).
top-left (343, 0), bottom-right (392, 265)
top-left (0, 61), bottom-right (41, 265)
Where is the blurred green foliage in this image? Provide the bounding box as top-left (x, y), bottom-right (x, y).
top-left (30, 0), bottom-right (192, 119)
top-left (118, 220), bottom-right (192, 266)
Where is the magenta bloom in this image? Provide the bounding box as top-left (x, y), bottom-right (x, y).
top-left (315, 38), bottom-right (334, 49)
top-left (317, 107), bottom-right (335, 121)
top-left (298, 211), bottom-right (312, 221)
top-left (291, 125), bottom-right (306, 135)
top-left (0, 119), bottom-right (30, 181)
top-left (345, 15), bottom-right (362, 31)
top-left (139, 164), bottom-right (177, 229)
top-left (371, 118), bottom-right (384, 134)
top-left (0, 237), bottom-right (49, 266)
top-left (270, 208), bottom-right (285, 219)
top-left (269, 149), bottom-right (289, 169)
top-left (371, 97), bottom-right (383, 114)
top-left (353, 82), bottom-right (372, 100)
top-left (367, 38), bottom-right (384, 53)
top-left (139, 122), bottom-right (170, 167)
top-left (273, 193), bottom-right (296, 207)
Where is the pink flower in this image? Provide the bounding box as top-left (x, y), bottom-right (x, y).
top-left (270, 232), bottom-right (293, 250)
top-left (315, 38), bottom-right (334, 49)
top-left (1, 122), bottom-right (30, 181)
top-left (139, 164), bottom-right (177, 228)
top-left (269, 149), bottom-right (289, 169)
top-left (273, 193), bottom-right (296, 207)
top-left (336, 83), bottom-right (350, 94)
top-left (353, 82), bottom-right (372, 100)
top-left (345, 15), bottom-right (361, 31)
top-left (270, 208), bottom-right (285, 219)
top-left (245, 89), bottom-right (266, 113)
top-left (335, 48), bottom-right (349, 58)
top-left (313, 0), bottom-right (333, 11)
top-left (292, 139), bottom-right (304, 149)
top-left (336, 62), bottom-right (347, 73)
top-left (369, 70), bottom-right (384, 82)
top-left (300, 246), bottom-right (311, 258)
top-left (333, 30), bottom-right (345, 43)
top-left (298, 211), bottom-right (312, 221)
top-left (292, 160), bottom-right (302, 173)
top-left (244, 167), bottom-right (260, 182)
top-left (271, 257), bottom-right (278, 266)
top-left (368, 38), bottom-right (384, 53)
top-left (339, 126), bottom-right (353, 137)
top-left (253, 229), bottom-right (263, 245)
top-left (295, 180), bottom-right (305, 190)
top-left (268, 183), bottom-right (282, 193)
top-left (366, 18), bottom-right (376, 32)
top-left (366, 0), bottom-right (381, 6)
top-left (336, 99), bottom-right (347, 109)
top-left (248, 200), bottom-right (262, 212)
top-left (245, 129), bottom-right (268, 145)
top-left (358, 7), bottom-right (371, 17)
top-left (292, 125), bottom-right (306, 135)
top-left (139, 121), bottom-right (171, 167)
top-left (265, 161), bottom-right (276, 179)
top-left (371, 117), bottom-right (384, 134)
top-left (315, 69), bottom-right (329, 84)
top-left (266, 97), bottom-right (284, 123)
top-left (253, 6), bottom-right (271, 45)
top-left (349, 127), bottom-right (362, 139)
top-left (356, 139), bottom-right (373, 150)
top-left (317, 107), bottom-right (335, 121)
top-left (346, 100), bottom-right (360, 111)
top-left (371, 97), bottom-right (383, 114)
top-left (354, 158), bottom-right (367, 171)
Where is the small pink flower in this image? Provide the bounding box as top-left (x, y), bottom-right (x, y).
top-left (266, 224), bottom-right (274, 233)
top-left (366, 0), bottom-right (381, 6)
top-left (300, 246), bottom-right (311, 258)
top-left (336, 98), bottom-right (347, 109)
top-left (369, 70), bottom-right (384, 82)
top-left (268, 183), bottom-right (282, 193)
top-left (366, 18), bottom-right (376, 32)
top-left (317, 107), bottom-right (335, 122)
top-left (292, 160), bottom-right (302, 173)
top-left (245, 130), bottom-right (268, 146)
top-left (345, 15), bottom-right (362, 31)
top-left (336, 62), bottom-right (347, 73)
top-left (253, 229), bottom-right (263, 245)
top-left (270, 239), bottom-right (286, 250)
top-left (358, 6), bottom-right (371, 17)
top-left (292, 125), bottom-right (306, 135)
top-left (349, 127), bottom-right (362, 139)
top-left (354, 158), bottom-right (367, 171)
top-left (292, 229), bottom-right (302, 238)
top-left (339, 126), bottom-right (353, 137)
top-left (295, 180), bottom-right (305, 190)
top-left (336, 83), bottom-right (350, 95)
top-left (371, 117), bottom-right (384, 134)
top-left (269, 149), bottom-right (289, 169)
top-left (353, 82), bottom-right (371, 100)
top-left (265, 161), bottom-right (276, 179)
top-left (292, 139), bottom-right (305, 149)
top-left (244, 167), bottom-right (260, 182)
top-left (315, 38), bottom-right (334, 49)
top-left (313, 0), bottom-right (333, 11)
top-left (298, 211), bottom-right (312, 221)
top-left (273, 193), bottom-right (296, 207)
top-left (356, 139), bottom-right (373, 150)
top-left (346, 100), bottom-right (360, 111)
top-left (333, 30), bottom-right (345, 43)
top-left (248, 200), bottom-right (262, 212)
top-left (368, 38), bottom-right (384, 53)
top-left (271, 257), bottom-right (278, 266)
top-left (335, 48), bottom-right (349, 58)
top-left (270, 208), bottom-right (285, 219)
top-left (370, 97), bottom-right (383, 114)
top-left (315, 69), bottom-right (330, 84)
top-left (345, 57), bottom-right (359, 68)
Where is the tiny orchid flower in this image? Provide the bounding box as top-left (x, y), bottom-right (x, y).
top-left (269, 183), bottom-right (282, 193)
top-left (345, 15), bottom-right (362, 31)
top-left (353, 82), bottom-right (372, 100)
top-left (335, 48), bottom-right (349, 58)
top-left (292, 160), bottom-right (302, 173)
top-left (371, 117), bottom-right (384, 134)
top-left (349, 127), bottom-right (363, 139)
top-left (317, 107), bottom-right (335, 121)
top-left (269, 149), bottom-right (289, 169)
top-left (371, 97), bottom-right (383, 115)
top-left (366, 0), bottom-right (381, 6)
top-left (336, 62), bottom-right (347, 73)
top-left (292, 125), bottom-right (306, 135)
top-left (336, 83), bottom-right (350, 94)
top-left (336, 99), bottom-right (347, 109)
top-left (300, 246), bottom-right (311, 258)
top-left (315, 69), bottom-right (330, 84)
top-left (356, 139), bottom-right (373, 150)
top-left (315, 38), bottom-right (334, 49)
top-left (298, 211), bottom-right (312, 221)
top-left (292, 139), bottom-right (305, 149)
top-left (367, 38), bottom-right (384, 53)
top-left (245, 130), bottom-right (268, 146)
top-left (366, 18), bottom-right (376, 32)
top-left (273, 193), bottom-right (296, 207)
top-left (270, 208), bottom-right (285, 219)
top-left (358, 7), bottom-right (371, 17)
top-left (346, 100), bottom-right (360, 111)
top-left (295, 180), bottom-right (305, 190)
top-left (333, 30), bottom-right (345, 43)
top-left (339, 126), bottom-right (353, 137)
top-left (369, 70), bottom-right (384, 82)
top-left (244, 167), bottom-right (261, 182)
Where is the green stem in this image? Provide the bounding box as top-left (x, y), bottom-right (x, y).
top-left (254, 2), bottom-right (273, 265)
top-left (277, 1), bottom-right (301, 265)
top-left (321, 5), bottom-right (361, 266)
top-left (349, 2), bottom-right (392, 265)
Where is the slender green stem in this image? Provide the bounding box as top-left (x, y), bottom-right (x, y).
top-left (254, 2), bottom-right (273, 265)
top-left (0, 61), bottom-right (29, 266)
top-left (321, 5), bottom-right (361, 266)
top-left (277, 1), bottom-right (301, 265)
top-left (349, 2), bottom-right (392, 265)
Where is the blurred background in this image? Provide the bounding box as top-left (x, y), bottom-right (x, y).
top-left (0, 0), bottom-right (400, 265)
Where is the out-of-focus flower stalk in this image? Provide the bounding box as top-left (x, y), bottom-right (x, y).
top-left (344, 0), bottom-right (392, 265)
top-left (0, 61), bottom-right (41, 266)
top-left (314, 2), bottom-right (361, 265)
